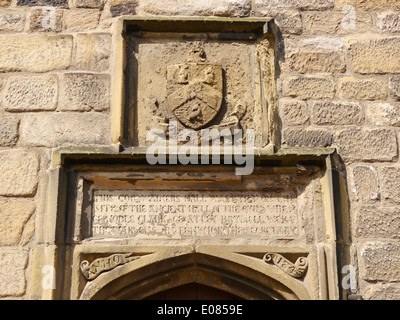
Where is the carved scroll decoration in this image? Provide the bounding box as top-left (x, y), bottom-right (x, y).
top-left (263, 253), bottom-right (308, 279)
top-left (81, 253), bottom-right (139, 281)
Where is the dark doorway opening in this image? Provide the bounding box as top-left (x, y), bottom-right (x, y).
top-left (145, 283), bottom-right (244, 300)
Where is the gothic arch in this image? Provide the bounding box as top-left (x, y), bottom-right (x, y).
top-left (79, 249), bottom-right (311, 300)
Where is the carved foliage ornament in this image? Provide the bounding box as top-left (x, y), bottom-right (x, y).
top-left (80, 253), bottom-right (139, 281)
top-left (263, 253), bottom-right (308, 279)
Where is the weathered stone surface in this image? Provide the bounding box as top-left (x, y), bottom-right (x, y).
top-left (139, 0), bottom-right (251, 17)
top-left (59, 73), bottom-right (110, 111)
top-left (313, 101), bottom-right (363, 125)
top-left (389, 76), bottom-right (400, 101)
top-left (167, 63), bottom-right (223, 130)
top-left (296, 37), bottom-right (344, 51)
top-left (74, 33), bottom-right (111, 72)
top-left (4, 75), bottom-right (58, 112)
top-left (0, 34), bottom-right (72, 73)
top-left (0, 150), bottom-right (39, 196)
top-left (0, 201), bottom-right (35, 246)
top-left (338, 77), bottom-right (386, 100)
top-left (254, 9), bottom-right (302, 34)
top-left (20, 218), bottom-right (35, 246)
top-left (0, 248), bottom-right (28, 297)
top-left (351, 165), bottom-right (379, 202)
top-left (20, 113), bottom-right (110, 147)
top-left (0, 9), bottom-right (25, 32)
top-left (0, 0), bottom-right (12, 6)
top-left (0, 116), bottom-right (19, 147)
top-left (284, 128), bottom-right (333, 147)
top-left (254, 0), bottom-right (333, 10)
top-left (17, 0), bottom-right (68, 6)
top-left (279, 98), bottom-right (309, 126)
top-left (380, 166), bottom-right (400, 203)
top-left (110, 0), bottom-right (138, 16)
top-left (347, 36), bottom-right (400, 74)
top-left (63, 9), bottom-right (100, 31)
top-left (287, 51), bottom-right (346, 73)
top-left (361, 242), bottom-right (400, 281)
top-left (336, 129), bottom-right (397, 161)
top-left (335, 0), bottom-right (400, 10)
top-left (377, 12), bottom-right (400, 33)
top-left (302, 11), bottom-right (372, 34)
top-left (365, 285), bottom-right (400, 300)
top-left (282, 76), bottom-right (335, 99)
top-left (29, 8), bottom-right (63, 32)
top-left (77, 0), bottom-right (103, 8)
top-left (365, 102), bottom-right (400, 126)
top-left (355, 207), bottom-right (400, 239)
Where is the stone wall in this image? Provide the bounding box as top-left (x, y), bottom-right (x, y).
top-left (0, 0), bottom-right (399, 300)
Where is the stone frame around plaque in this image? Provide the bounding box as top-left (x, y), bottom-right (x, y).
top-left (110, 17), bottom-right (278, 149)
top-left (30, 147), bottom-right (350, 300)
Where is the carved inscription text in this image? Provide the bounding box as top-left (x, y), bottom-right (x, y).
top-left (91, 190), bottom-right (299, 240)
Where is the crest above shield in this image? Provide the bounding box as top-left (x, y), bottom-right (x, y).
top-left (167, 62), bottom-right (223, 130)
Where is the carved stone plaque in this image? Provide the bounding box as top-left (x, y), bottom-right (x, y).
top-left (123, 19), bottom-right (276, 147)
top-left (167, 62), bottom-right (223, 130)
top-left (91, 190), bottom-right (298, 240)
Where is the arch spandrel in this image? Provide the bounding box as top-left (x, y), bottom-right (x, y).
top-left (79, 248), bottom-right (311, 300)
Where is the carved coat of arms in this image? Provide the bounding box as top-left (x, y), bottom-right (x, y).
top-left (167, 48), bottom-right (223, 130)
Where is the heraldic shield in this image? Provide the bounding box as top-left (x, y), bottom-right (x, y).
top-left (167, 63), bottom-right (223, 130)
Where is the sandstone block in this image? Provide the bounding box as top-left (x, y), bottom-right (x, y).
top-left (4, 75), bottom-right (58, 112)
top-left (338, 77), bottom-right (386, 100)
top-left (347, 36), bottom-right (400, 74)
top-left (29, 8), bottom-right (63, 32)
top-left (287, 50), bottom-right (345, 73)
top-left (380, 166), bottom-right (400, 203)
top-left (20, 113), bottom-right (111, 147)
top-left (279, 98), bottom-right (309, 126)
top-left (351, 165), bottom-right (379, 202)
top-left (335, 0), bottom-right (400, 10)
top-left (284, 128), bottom-right (333, 147)
top-left (0, 116), bottom-right (19, 147)
top-left (74, 33), bottom-right (111, 72)
top-left (377, 12), bottom-right (400, 33)
top-left (313, 101), bottom-right (363, 125)
top-left (110, 0), bottom-right (138, 16)
top-left (17, 0), bottom-right (68, 6)
top-left (253, 9), bottom-right (302, 35)
top-left (63, 9), bottom-right (100, 31)
top-left (0, 34), bottom-right (72, 73)
top-left (297, 37), bottom-right (344, 51)
top-left (0, 150), bottom-right (39, 196)
top-left (0, 9), bottom-right (25, 32)
top-left (59, 73), bottom-right (110, 111)
top-left (0, 248), bottom-right (28, 297)
top-left (76, 0), bottom-right (103, 8)
top-left (282, 76), bottom-right (335, 99)
top-left (64, 9), bottom-right (100, 31)
top-left (365, 102), bottom-right (400, 127)
top-left (0, 201), bottom-right (35, 246)
top-left (302, 11), bottom-right (372, 35)
top-left (365, 285), bottom-right (400, 300)
top-left (355, 207), bottom-right (400, 239)
top-left (389, 76), bottom-right (400, 101)
top-left (361, 242), bottom-right (400, 281)
top-left (336, 129), bottom-right (397, 161)
top-left (254, 0), bottom-right (333, 10)
top-left (139, 0), bottom-right (251, 17)
top-left (0, 0), bottom-right (12, 7)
